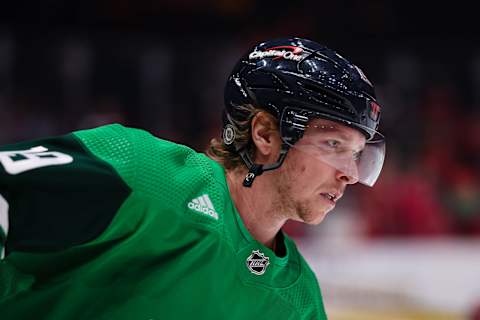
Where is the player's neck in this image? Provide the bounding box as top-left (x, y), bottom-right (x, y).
top-left (226, 168), bottom-right (287, 250)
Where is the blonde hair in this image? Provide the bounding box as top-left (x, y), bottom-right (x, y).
top-left (206, 104), bottom-right (277, 170)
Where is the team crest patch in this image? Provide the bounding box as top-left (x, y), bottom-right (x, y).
top-left (246, 250), bottom-right (270, 275)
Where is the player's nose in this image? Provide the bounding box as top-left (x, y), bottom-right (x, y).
top-left (336, 168), bottom-right (359, 185)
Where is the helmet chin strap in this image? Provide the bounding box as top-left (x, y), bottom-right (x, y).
top-left (222, 111), bottom-right (292, 187)
top-left (238, 143), bottom-right (290, 187)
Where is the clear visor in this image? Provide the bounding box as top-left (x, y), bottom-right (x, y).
top-left (283, 121), bottom-right (386, 187)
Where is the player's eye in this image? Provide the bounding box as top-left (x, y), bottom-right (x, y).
top-left (326, 140), bottom-right (340, 148)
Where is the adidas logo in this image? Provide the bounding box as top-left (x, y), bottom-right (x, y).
top-left (187, 194), bottom-right (219, 220)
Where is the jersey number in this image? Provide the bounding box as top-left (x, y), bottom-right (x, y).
top-left (0, 146), bottom-right (73, 175)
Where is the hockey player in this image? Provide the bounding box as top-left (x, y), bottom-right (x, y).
top-left (0, 37), bottom-right (385, 319)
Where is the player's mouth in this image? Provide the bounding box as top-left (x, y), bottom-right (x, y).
top-left (320, 191), bottom-right (342, 204)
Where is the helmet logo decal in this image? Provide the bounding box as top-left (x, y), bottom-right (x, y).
top-left (223, 124), bottom-right (236, 145)
top-left (354, 65), bottom-right (373, 87)
top-left (249, 46), bottom-right (305, 62)
top-left (246, 250), bottom-right (270, 275)
top-left (369, 101), bottom-right (381, 121)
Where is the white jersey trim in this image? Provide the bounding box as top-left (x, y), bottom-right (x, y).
top-left (0, 193), bottom-right (9, 259)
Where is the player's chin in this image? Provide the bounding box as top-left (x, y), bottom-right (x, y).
top-left (301, 208), bottom-right (330, 225)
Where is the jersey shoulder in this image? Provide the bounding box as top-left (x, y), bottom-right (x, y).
top-left (130, 126), bottom-right (229, 231)
top-left (73, 123), bottom-right (138, 187)
top-left (75, 123), bottom-right (229, 231)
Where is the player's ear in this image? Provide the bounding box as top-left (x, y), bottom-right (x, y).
top-left (250, 111), bottom-right (281, 163)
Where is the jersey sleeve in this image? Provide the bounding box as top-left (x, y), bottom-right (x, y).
top-left (0, 124), bottom-right (132, 258)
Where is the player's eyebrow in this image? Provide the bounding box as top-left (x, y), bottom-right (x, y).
top-left (310, 124), bottom-right (352, 141)
top-left (310, 124), bottom-right (366, 150)
top-left (323, 127), bottom-right (351, 140)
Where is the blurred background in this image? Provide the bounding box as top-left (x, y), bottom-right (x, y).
top-left (0, 1), bottom-right (479, 319)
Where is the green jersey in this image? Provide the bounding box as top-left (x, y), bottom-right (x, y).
top-left (0, 124), bottom-right (327, 319)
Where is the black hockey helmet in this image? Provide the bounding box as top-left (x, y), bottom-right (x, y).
top-left (223, 37), bottom-right (385, 187)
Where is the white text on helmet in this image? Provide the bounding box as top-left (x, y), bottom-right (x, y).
top-left (249, 49), bottom-right (304, 62)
